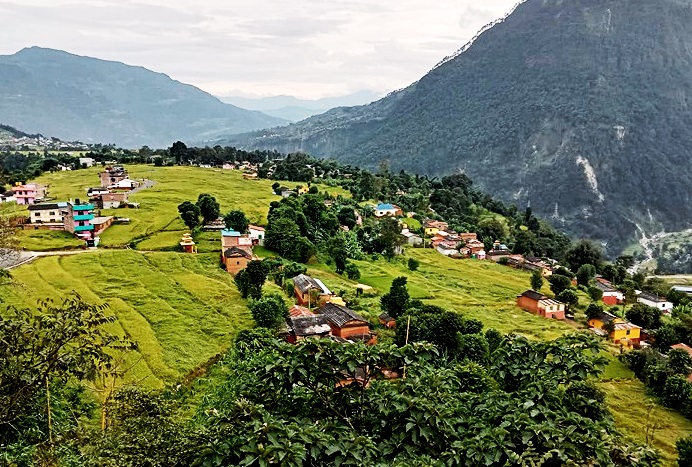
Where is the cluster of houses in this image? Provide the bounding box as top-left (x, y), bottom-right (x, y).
top-left (285, 274), bottom-right (376, 344)
top-left (18, 166), bottom-right (141, 244)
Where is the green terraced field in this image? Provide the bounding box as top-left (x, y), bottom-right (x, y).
top-left (1, 250), bottom-right (251, 388)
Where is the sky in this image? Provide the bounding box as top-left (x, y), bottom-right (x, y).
top-left (0, 0), bottom-right (518, 100)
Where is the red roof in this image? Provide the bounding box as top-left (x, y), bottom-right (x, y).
top-left (289, 305), bottom-right (314, 317)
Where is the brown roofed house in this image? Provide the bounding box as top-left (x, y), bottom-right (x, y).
top-left (293, 274), bottom-right (334, 307)
top-left (516, 290), bottom-right (565, 320)
top-left (222, 247), bottom-right (252, 274)
top-left (286, 315), bottom-right (332, 344)
top-left (316, 302), bottom-right (372, 341)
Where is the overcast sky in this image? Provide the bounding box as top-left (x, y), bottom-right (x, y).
top-left (0, 0), bottom-right (517, 100)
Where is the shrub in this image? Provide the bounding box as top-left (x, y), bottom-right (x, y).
top-left (408, 258), bottom-right (420, 271)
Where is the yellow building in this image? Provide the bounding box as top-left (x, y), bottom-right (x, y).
top-left (588, 311), bottom-right (641, 345)
top-left (296, 185), bottom-right (309, 195)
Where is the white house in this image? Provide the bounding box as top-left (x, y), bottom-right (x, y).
top-left (248, 225), bottom-right (265, 246)
top-left (79, 157), bottom-right (95, 168)
top-left (436, 243), bottom-right (458, 257)
top-left (27, 202), bottom-right (70, 225)
top-left (108, 179), bottom-right (140, 190)
top-left (637, 292), bottom-right (674, 313)
top-left (374, 203), bottom-right (402, 218)
top-left (0, 193), bottom-right (16, 203)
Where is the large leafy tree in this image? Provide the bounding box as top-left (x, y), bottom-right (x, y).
top-left (223, 209), bottom-right (249, 233)
top-left (196, 193), bottom-right (220, 225)
top-left (249, 293), bottom-right (289, 328)
top-left (177, 201), bottom-right (201, 231)
top-left (380, 276), bottom-right (410, 319)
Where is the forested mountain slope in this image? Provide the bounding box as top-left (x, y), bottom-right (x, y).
top-left (0, 47), bottom-right (286, 148)
top-left (225, 0), bottom-right (692, 253)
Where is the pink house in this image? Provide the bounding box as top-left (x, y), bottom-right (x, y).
top-left (12, 183), bottom-right (47, 205)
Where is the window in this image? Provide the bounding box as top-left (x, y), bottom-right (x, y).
top-left (49, 211), bottom-right (55, 215)
top-left (626, 330), bottom-right (631, 335)
top-left (236, 261), bottom-right (240, 265)
top-left (34, 212), bottom-right (40, 216)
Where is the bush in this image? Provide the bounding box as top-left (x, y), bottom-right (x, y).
top-left (344, 263), bottom-right (361, 280)
top-left (677, 436), bottom-right (692, 466)
top-left (249, 293), bottom-right (289, 328)
top-left (408, 258), bottom-right (420, 271)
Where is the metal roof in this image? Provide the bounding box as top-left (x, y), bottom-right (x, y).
top-left (317, 303), bottom-right (367, 327)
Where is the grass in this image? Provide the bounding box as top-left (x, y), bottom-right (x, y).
top-left (26, 165), bottom-right (349, 251)
top-left (15, 229), bottom-right (84, 251)
top-left (0, 250), bottom-right (252, 388)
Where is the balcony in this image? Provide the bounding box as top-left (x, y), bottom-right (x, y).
top-left (73, 214), bottom-right (94, 221)
top-left (73, 204), bottom-right (95, 211)
top-left (74, 224), bottom-right (94, 232)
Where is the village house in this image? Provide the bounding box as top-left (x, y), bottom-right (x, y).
top-left (109, 179), bottom-right (140, 191)
top-left (248, 225), bottom-right (265, 246)
top-left (436, 242), bottom-right (460, 257)
top-left (25, 202), bottom-right (70, 230)
top-left (378, 312), bottom-right (396, 329)
top-left (637, 292), bottom-right (674, 314)
top-left (588, 311), bottom-right (641, 345)
top-left (281, 189), bottom-right (296, 198)
top-left (486, 241), bottom-right (511, 262)
top-left (99, 166), bottom-right (128, 188)
top-left (285, 306), bottom-right (333, 343)
top-left (222, 247), bottom-right (252, 274)
top-left (460, 239), bottom-right (486, 258)
top-left (64, 200), bottom-right (95, 239)
top-left (78, 157), bottom-right (95, 167)
top-left (100, 192), bottom-right (128, 209)
top-left (374, 203), bottom-right (402, 218)
top-left (0, 192), bottom-right (16, 203)
top-left (400, 229), bottom-right (423, 246)
top-left (595, 278), bottom-right (624, 306)
top-left (203, 217), bottom-right (226, 231)
top-left (293, 274), bottom-right (334, 307)
top-left (91, 216), bottom-right (115, 236)
top-left (316, 302), bottom-right (373, 341)
top-left (516, 290), bottom-right (566, 320)
top-left (12, 183), bottom-right (47, 205)
top-left (87, 187), bottom-right (110, 199)
top-left (424, 220), bottom-right (449, 237)
top-left (220, 229), bottom-right (253, 253)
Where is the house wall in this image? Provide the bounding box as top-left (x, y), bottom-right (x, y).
top-left (225, 256), bottom-right (249, 274)
top-left (612, 328), bottom-right (640, 344)
top-left (537, 305), bottom-right (565, 320)
top-left (333, 324), bottom-right (371, 339)
top-left (516, 296), bottom-right (539, 313)
top-left (638, 297), bottom-right (673, 311)
top-left (603, 295), bottom-right (620, 306)
top-left (30, 209), bottom-right (64, 224)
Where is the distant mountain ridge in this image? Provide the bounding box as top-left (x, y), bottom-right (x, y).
top-left (0, 47), bottom-right (286, 148)
top-left (223, 0), bottom-right (692, 254)
top-left (219, 91), bottom-right (382, 122)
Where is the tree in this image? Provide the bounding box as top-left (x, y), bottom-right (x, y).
top-left (457, 334), bottom-right (489, 364)
top-left (408, 258), bottom-right (420, 271)
top-left (344, 263), bottom-right (361, 280)
top-left (586, 303), bottom-right (604, 321)
top-left (337, 207), bottom-right (357, 230)
top-left (557, 289), bottom-right (579, 312)
top-left (169, 141), bottom-right (188, 164)
top-left (234, 269), bottom-right (251, 299)
top-left (196, 194), bottom-right (220, 225)
top-left (250, 293), bottom-right (289, 328)
top-left (372, 217), bottom-right (404, 259)
top-left (588, 285), bottom-right (603, 302)
top-left (677, 436), bottom-right (692, 466)
top-left (565, 381), bottom-right (608, 421)
top-left (530, 269), bottom-right (544, 291)
top-left (576, 264), bottom-right (597, 287)
top-left (224, 210), bottom-right (249, 233)
top-left (380, 276), bottom-right (410, 319)
top-left (329, 236), bottom-right (349, 275)
top-left (0, 297), bottom-right (130, 447)
top-left (654, 324), bottom-right (680, 350)
top-left (626, 303), bottom-right (663, 330)
top-left (565, 240), bottom-right (603, 272)
top-left (245, 260), bottom-right (269, 300)
top-left (548, 274), bottom-right (572, 296)
top-left (0, 215), bottom-right (19, 273)
top-left (668, 348), bottom-right (692, 376)
top-left (177, 201), bottom-right (201, 231)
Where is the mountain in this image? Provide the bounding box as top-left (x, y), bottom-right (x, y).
top-left (219, 91), bottom-right (382, 122)
top-left (223, 0), bottom-right (692, 255)
top-left (0, 47), bottom-right (286, 148)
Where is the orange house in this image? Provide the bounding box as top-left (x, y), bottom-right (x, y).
top-left (316, 303), bottom-right (371, 340)
top-left (222, 247), bottom-right (252, 274)
top-left (516, 290), bottom-right (566, 320)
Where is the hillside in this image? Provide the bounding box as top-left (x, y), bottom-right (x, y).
top-left (0, 47), bottom-right (286, 148)
top-left (2, 165), bottom-right (692, 464)
top-left (224, 0), bottom-right (692, 255)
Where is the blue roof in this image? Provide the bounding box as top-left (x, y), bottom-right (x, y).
top-left (377, 203), bottom-right (395, 210)
top-left (221, 229), bottom-right (241, 237)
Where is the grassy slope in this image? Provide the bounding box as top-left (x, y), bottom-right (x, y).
top-left (4, 166), bottom-right (691, 463)
top-left (1, 250), bottom-right (251, 388)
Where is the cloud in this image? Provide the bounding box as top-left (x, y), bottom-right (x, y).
top-left (0, 0), bottom-right (517, 99)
